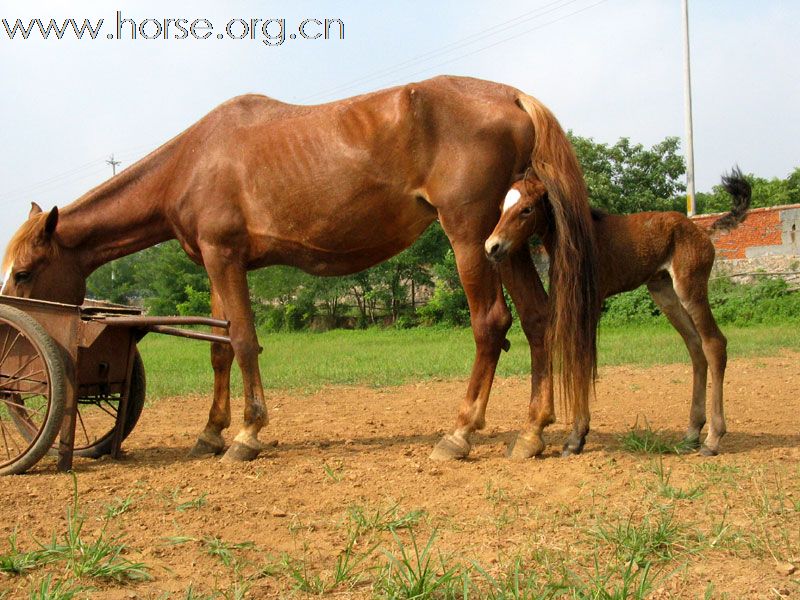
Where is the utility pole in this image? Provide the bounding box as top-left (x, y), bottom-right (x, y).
top-left (106, 153), bottom-right (121, 176)
top-left (105, 153), bottom-right (122, 284)
top-left (681, 0), bottom-right (696, 216)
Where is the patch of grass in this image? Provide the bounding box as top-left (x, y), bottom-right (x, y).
top-left (27, 575), bottom-right (90, 600)
top-left (322, 461), bottom-right (344, 482)
top-left (375, 529), bottom-right (462, 599)
top-left (590, 509), bottom-right (693, 567)
top-left (137, 323), bottom-right (800, 398)
top-left (0, 530), bottom-right (52, 575)
top-left (618, 419), bottom-right (695, 455)
top-left (103, 494), bottom-right (137, 520)
top-left (202, 536), bottom-right (255, 568)
top-left (176, 492), bottom-right (208, 512)
top-left (347, 502), bottom-right (426, 533)
top-left (693, 462), bottom-right (742, 485)
top-left (647, 459), bottom-right (704, 500)
top-left (160, 487), bottom-right (208, 512)
top-left (41, 500), bottom-right (150, 582)
top-left (563, 555), bottom-right (661, 600)
top-left (4, 475), bottom-right (149, 584)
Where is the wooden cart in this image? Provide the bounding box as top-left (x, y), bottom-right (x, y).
top-left (0, 296), bottom-right (230, 475)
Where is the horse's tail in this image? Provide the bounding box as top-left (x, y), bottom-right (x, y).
top-left (516, 92), bottom-right (600, 426)
top-left (710, 166), bottom-right (752, 232)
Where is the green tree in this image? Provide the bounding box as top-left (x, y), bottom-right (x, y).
top-left (139, 242), bottom-right (210, 315)
top-left (569, 133), bottom-right (686, 213)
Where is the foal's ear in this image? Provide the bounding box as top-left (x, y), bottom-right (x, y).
top-left (29, 202), bottom-right (43, 218)
top-left (43, 207), bottom-right (59, 239)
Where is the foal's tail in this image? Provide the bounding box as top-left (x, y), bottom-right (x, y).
top-left (516, 93), bottom-right (600, 426)
top-left (710, 166), bottom-right (752, 232)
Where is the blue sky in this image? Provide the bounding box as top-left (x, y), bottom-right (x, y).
top-left (1, 0), bottom-right (798, 248)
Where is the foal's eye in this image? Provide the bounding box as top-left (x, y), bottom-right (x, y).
top-left (14, 271), bottom-right (31, 284)
top-left (520, 206), bottom-right (533, 217)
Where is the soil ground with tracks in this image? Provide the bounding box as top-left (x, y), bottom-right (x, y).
top-left (1, 352), bottom-right (798, 599)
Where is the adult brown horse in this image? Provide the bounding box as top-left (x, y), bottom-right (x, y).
top-left (1, 76), bottom-right (599, 463)
top-left (485, 168), bottom-right (752, 456)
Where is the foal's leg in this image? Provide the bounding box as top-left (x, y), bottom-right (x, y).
top-left (647, 276), bottom-right (708, 447)
top-left (499, 248), bottom-right (555, 459)
top-left (202, 250), bottom-right (270, 462)
top-left (671, 269), bottom-right (727, 455)
top-left (189, 284), bottom-right (234, 456)
top-left (430, 241), bottom-right (512, 460)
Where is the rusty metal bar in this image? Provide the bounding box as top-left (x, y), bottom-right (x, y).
top-left (144, 325), bottom-right (231, 345)
top-left (93, 316), bottom-right (229, 329)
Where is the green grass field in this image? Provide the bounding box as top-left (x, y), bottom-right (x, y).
top-left (137, 323), bottom-right (800, 400)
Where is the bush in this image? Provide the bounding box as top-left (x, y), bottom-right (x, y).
top-left (175, 286), bottom-right (211, 316)
top-left (711, 276), bottom-right (800, 325)
top-left (601, 286), bottom-right (661, 326)
top-left (599, 276), bottom-right (800, 328)
top-left (417, 284), bottom-right (470, 326)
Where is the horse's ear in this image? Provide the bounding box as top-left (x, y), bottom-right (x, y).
top-left (43, 207), bottom-right (59, 238)
top-left (29, 202), bottom-right (43, 218)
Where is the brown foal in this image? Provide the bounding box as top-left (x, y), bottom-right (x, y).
top-left (485, 169), bottom-right (751, 456)
top-left (1, 76), bottom-right (599, 463)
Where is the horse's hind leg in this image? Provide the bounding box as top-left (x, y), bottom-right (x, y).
top-left (647, 275), bottom-right (708, 447)
top-left (430, 240), bottom-right (511, 461)
top-left (499, 248), bottom-right (554, 459)
top-left (671, 266), bottom-right (727, 456)
top-left (202, 249), bottom-right (270, 462)
top-left (190, 284), bottom-right (233, 457)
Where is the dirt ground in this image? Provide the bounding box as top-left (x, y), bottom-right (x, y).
top-left (1, 352), bottom-right (799, 599)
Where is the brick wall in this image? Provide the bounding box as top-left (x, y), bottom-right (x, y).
top-left (691, 204), bottom-right (800, 260)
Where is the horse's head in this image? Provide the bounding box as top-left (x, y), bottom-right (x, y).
top-left (484, 176), bottom-right (549, 263)
top-left (1, 203), bottom-right (86, 305)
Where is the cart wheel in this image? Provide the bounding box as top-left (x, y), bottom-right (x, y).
top-left (73, 350), bottom-right (146, 459)
top-left (0, 305), bottom-right (66, 475)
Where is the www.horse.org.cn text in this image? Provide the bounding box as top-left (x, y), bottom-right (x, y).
top-left (1, 11), bottom-right (345, 46)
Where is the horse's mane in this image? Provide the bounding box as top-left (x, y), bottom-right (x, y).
top-left (1, 212), bottom-right (58, 274)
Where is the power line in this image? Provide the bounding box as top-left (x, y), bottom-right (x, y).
top-left (300, 0), bottom-right (589, 103)
top-left (2, 1), bottom-right (612, 206)
top-left (326, 0), bottom-right (611, 98)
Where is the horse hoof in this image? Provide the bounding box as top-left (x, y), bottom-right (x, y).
top-left (188, 437), bottom-right (225, 458)
top-left (429, 434), bottom-right (470, 461)
top-left (561, 441), bottom-right (585, 457)
top-left (221, 441), bottom-right (262, 463)
top-left (699, 444), bottom-right (718, 457)
top-left (508, 434), bottom-right (545, 460)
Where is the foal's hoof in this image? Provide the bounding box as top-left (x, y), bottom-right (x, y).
top-left (699, 444), bottom-right (718, 457)
top-left (188, 437), bottom-right (225, 458)
top-left (221, 441), bottom-right (262, 463)
top-left (429, 434), bottom-right (470, 461)
top-left (507, 434), bottom-right (545, 460)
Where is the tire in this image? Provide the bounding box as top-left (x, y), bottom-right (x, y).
top-left (0, 304), bottom-right (66, 475)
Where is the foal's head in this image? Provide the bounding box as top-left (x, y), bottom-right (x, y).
top-left (484, 176), bottom-right (549, 263)
top-left (1, 203), bottom-right (86, 304)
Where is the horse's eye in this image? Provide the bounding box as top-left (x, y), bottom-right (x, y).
top-left (520, 206), bottom-right (533, 217)
top-left (14, 271), bottom-right (31, 284)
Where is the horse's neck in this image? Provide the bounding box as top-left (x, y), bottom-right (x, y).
top-left (57, 154), bottom-right (174, 272)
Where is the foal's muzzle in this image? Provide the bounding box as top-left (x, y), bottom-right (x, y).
top-left (484, 237), bottom-right (510, 263)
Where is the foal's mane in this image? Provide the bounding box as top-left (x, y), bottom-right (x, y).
top-left (1, 212), bottom-right (58, 274)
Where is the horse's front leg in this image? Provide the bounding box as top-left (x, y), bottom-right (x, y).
top-left (498, 248), bottom-right (554, 459)
top-left (189, 284), bottom-right (234, 457)
top-left (202, 250), bottom-right (269, 463)
top-left (430, 241), bottom-right (511, 461)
